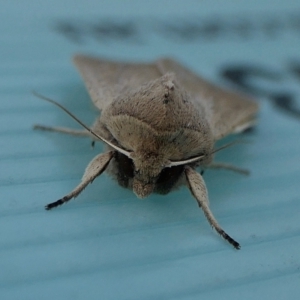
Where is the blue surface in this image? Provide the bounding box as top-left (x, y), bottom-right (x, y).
top-left (1, 1), bottom-right (300, 299)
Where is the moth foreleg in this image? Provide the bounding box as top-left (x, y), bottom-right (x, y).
top-left (45, 151), bottom-right (114, 210)
top-left (207, 162), bottom-right (250, 175)
top-left (34, 124), bottom-right (91, 137)
top-left (185, 166), bottom-right (240, 249)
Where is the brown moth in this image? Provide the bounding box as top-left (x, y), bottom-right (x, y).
top-left (34, 55), bottom-right (258, 249)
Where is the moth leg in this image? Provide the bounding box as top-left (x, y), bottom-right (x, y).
top-left (34, 124), bottom-right (91, 137)
top-left (208, 162), bottom-right (250, 175)
top-left (185, 166), bottom-right (240, 249)
top-left (45, 151), bottom-right (114, 210)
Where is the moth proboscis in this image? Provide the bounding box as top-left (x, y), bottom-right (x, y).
top-left (34, 55), bottom-right (259, 249)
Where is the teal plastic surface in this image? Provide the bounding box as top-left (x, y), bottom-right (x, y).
top-left (1, 1), bottom-right (300, 299)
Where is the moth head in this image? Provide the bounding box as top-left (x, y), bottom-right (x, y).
top-left (129, 150), bottom-right (168, 198)
top-left (128, 149), bottom-right (207, 198)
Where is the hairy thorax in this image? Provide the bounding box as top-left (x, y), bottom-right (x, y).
top-left (98, 73), bottom-right (214, 197)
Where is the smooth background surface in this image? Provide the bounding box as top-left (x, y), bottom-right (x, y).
top-left (1, 1), bottom-right (300, 299)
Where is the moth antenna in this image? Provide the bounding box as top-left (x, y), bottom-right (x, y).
top-left (167, 140), bottom-right (246, 167)
top-left (32, 91), bottom-right (132, 158)
top-left (167, 155), bottom-right (205, 167)
top-left (212, 140), bottom-right (246, 155)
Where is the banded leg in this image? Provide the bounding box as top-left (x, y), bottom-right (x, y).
top-left (45, 151), bottom-right (114, 210)
top-left (185, 166), bottom-right (240, 249)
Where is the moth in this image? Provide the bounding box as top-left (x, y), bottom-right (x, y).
top-left (34, 55), bottom-right (258, 249)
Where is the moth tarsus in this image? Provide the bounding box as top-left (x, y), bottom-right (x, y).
top-left (45, 199), bottom-right (65, 210)
top-left (35, 55), bottom-right (258, 249)
top-left (220, 230), bottom-right (241, 250)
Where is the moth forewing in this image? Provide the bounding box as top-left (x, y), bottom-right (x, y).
top-left (34, 55), bottom-right (258, 249)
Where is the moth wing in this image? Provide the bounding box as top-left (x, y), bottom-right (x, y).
top-left (156, 58), bottom-right (258, 140)
top-left (73, 55), bottom-right (161, 110)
